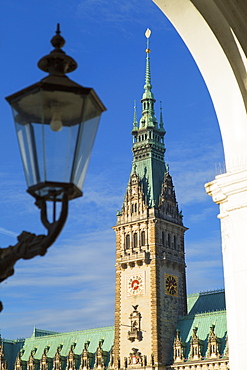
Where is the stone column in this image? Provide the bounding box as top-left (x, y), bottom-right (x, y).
top-left (205, 169), bottom-right (247, 369)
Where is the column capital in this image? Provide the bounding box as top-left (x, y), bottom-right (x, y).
top-left (205, 169), bottom-right (247, 211)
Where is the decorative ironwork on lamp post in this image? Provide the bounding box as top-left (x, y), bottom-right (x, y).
top-left (1, 24), bottom-right (106, 310)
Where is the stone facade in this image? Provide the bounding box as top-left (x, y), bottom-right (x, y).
top-left (112, 32), bottom-right (187, 370)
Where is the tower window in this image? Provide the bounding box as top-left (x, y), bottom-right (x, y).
top-left (162, 231), bottom-right (165, 246)
top-left (133, 233), bottom-right (138, 248)
top-left (141, 231), bottom-right (145, 246)
top-left (132, 203), bottom-right (137, 214)
top-left (174, 235), bottom-right (177, 249)
top-left (168, 233), bottom-right (171, 247)
top-left (125, 235), bottom-right (130, 250)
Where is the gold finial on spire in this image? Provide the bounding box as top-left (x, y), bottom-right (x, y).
top-left (145, 28), bottom-right (151, 38)
top-left (145, 28), bottom-right (151, 53)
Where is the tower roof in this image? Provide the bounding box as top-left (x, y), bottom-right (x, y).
top-left (130, 29), bottom-right (167, 208)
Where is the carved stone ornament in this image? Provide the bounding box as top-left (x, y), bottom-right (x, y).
top-left (80, 342), bottom-right (92, 370)
top-left (189, 328), bottom-right (203, 361)
top-left (53, 346), bottom-right (63, 370)
top-left (0, 340), bottom-right (7, 370)
top-left (14, 351), bottom-right (25, 370)
top-left (207, 325), bottom-right (220, 359)
top-left (66, 345), bottom-right (77, 370)
top-left (128, 348), bottom-right (143, 367)
top-left (128, 305), bottom-right (142, 342)
top-left (94, 340), bottom-right (106, 370)
top-left (173, 330), bottom-right (185, 363)
top-left (108, 345), bottom-right (114, 369)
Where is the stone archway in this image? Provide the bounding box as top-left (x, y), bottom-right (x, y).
top-left (153, 1), bottom-right (247, 369)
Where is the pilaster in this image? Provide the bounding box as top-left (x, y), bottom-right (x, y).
top-left (205, 168), bottom-right (247, 370)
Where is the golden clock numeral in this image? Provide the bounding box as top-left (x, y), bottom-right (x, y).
top-left (165, 275), bottom-right (178, 296)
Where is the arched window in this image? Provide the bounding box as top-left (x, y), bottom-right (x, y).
top-left (141, 231), bottom-right (145, 246)
top-left (133, 233), bottom-right (138, 248)
top-left (132, 203), bottom-right (137, 214)
top-left (125, 235), bottom-right (130, 250)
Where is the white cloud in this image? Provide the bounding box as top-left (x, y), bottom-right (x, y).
top-left (76, 0), bottom-right (165, 29)
top-left (187, 206), bottom-right (218, 223)
top-left (168, 140), bottom-right (224, 206)
top-left (0, 227), bottom-right (18, 238)
top-left (1, 228), bottom-right (116, 338)
top-left (185, 235), bottom-right (224, 293)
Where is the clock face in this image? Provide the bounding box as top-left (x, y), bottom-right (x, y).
top-left (165, 274), bottom-right (178, 296)
top-left (127, 274), bottom-right (144, 296)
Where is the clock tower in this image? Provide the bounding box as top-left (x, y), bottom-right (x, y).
top-left (112, 30), bottom-right (187, 370)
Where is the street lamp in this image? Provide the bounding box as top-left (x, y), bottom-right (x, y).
top-left (0, 25), bottom-right (106, 308)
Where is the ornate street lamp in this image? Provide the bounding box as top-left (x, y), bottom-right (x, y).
top-left (0, 25), bottom-right (106, 308)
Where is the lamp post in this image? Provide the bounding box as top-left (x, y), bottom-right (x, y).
top-left (0, 25), bottom-right (106, 310)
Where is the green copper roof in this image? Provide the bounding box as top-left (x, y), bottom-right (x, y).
top-left (177, 311), bottom-right (227, 358)
top-left (176, 290), bottom-right (227, 358)
top-left (2, 292), bottom-right (227, 369)
top-left (187, 289), bottom-right (226, 315)
top-left (31, 327), bottom-right (60, 337)
top-left (20, 326), bottom-right (114, 362)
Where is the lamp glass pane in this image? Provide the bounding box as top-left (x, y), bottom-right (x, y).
top-left (71, 115), bottom-right (100, 190)
top-left (71, 93), bottom-right (103, 189)
top-left (11, 104), bottom-right (42, 188)
top-left (9, 85), bottom-right (103, 200)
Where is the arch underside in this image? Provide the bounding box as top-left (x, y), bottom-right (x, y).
top-left (153, 0), bottom-right (247, 172)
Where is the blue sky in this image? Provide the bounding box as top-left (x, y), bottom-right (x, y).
top-left (0, 0), bottom-right (224, 339)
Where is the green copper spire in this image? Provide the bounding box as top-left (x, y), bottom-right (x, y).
top-left (130, 29), bottom-right (166, 208)
top-left (140, 29), bottom-right (157, 129)
top-left (133, 100), bottom-right (138, 130)
top-left (160, 101), bottom-right (166, 132)
top-left (143, 29), bottom-right (153, 96)
top-left (119, 30), bottom-right (182, 225)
